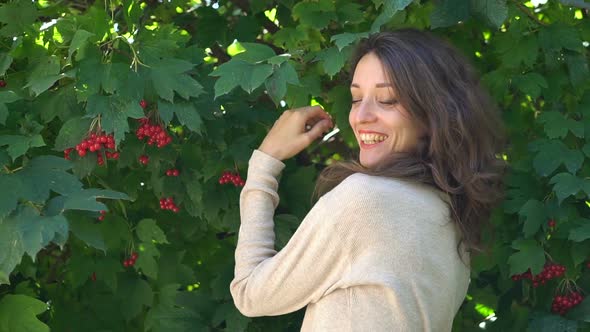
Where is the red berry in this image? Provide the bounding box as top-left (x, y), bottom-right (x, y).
top-left (97, 215), bottom-right (104, 221)
top-left (140, 99), bottom-right (148, 109)
top-left (0, 79), bottom-right (6, 88)
top-left (131, 252), bottom-right (138, 260)
top-left (91, 272), bottom-right (96, 282)
top-left (548, 219), bottom-right (556, 228)
top-left (171, 206), bottom-right (179, 213)
top-left (123, 260), bottom-right (130, 267)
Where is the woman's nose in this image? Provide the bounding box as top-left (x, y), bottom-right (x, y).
top-left (355, 100), bottom-right (377, 123)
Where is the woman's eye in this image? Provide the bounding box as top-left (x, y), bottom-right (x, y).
top-left (351, 100), bottom-right (361, 104)
top-left (380, 99), bottom-right (398, 105)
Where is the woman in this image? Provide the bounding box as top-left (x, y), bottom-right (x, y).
top-left (230, 29), bottom-right (506, 331)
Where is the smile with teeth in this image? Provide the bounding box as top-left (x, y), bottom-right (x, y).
top-left (360, 133), bottom-right (388, 145)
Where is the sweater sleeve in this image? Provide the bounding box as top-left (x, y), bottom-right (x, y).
top-left (230, 149), bottom-right (358, 317)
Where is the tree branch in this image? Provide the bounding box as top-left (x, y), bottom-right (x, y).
top-left (514, 1), bottom-right (548, 26)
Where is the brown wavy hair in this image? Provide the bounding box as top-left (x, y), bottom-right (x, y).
top-left (312, 28), bottom-right (507, 260)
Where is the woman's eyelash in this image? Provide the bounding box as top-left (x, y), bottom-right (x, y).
top-left (351, 99), bottom-right (398, 105)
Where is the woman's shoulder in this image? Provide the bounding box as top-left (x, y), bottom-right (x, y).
top-left (330, 173), bottom-right (449, 207)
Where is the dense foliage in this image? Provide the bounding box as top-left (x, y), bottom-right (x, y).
top-left (0, 0), bottom-right (589, 331)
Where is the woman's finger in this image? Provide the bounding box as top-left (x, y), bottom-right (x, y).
top-left (304, 119), bottom-right (332, 142)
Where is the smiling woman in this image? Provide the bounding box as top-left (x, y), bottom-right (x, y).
top-left (231, 28), bottom-right (507, 331)
top-left (349, 52), bottom-right (428, 169)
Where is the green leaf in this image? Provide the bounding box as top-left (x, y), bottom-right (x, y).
top-left (135, 252), bottom-right (159, 279)
top-left (537, 111), bottom-right (568, 138)
top-left (17, 207), bottom-right (68, 261)
top-left (530, 140), bottom-right (582, 177)
top-left (69, 217), bottom-right (106, 252)
top-left (338, 2), bottom-right (364, 23)
top-left (571, 241), bottom-right (590, 266)
top-left (566, 53), bottom-right (589, 88)
top-left (212, 302), bottom-right (250, 331)
top-left (513, 72), bottom-right (547, 99)
top-left (53, 117), bottom-right (92, 151)
top-left (370, 0), bottom-right (413, 32)
top-left (331, 32), bottom-right (369, 51)
top-left (0, 294), bottom-right (49, 332)
top-left (567, 296), bottom-right (590, 322)
top-left (68, 29), bottom-right (94, 61)
top-left (94, 256), bottom-right (123, 292)
top-left (430, 0), bottom-right (470, 29)
top-left (117, 276), bottom-right (154, 321)
top-left (314, 46), bottom-right (350, 77)
top-left (496, 35), bottom-right (538, 68)
top-left (0, 135), bottom-right (46, 161)
top-left (145, 304), bottom-right (205, 331)
top-left (61, 188), bottom-right (129, 212)
top-left (275, 214), bottom-right (300, 250)
top-left (292, 0), bottom-right (337, 29)
top-left (0, 216), bottom-right (24, 285)
top-left (507, 239), bottom-right (545, 275)
top-left (265, 61), bottom-right (300, 105)
top-left (549, 173), bottom-right (584, 204)
top-left (24, 55), bottom-right (63, 97)
top-left (86, 94), bottom-right (145, 145)
top-left (136, 219), bottom-right (168, 244)
top-left (469, 0), bottom-right (507, 29)
top-left (539, 23), bottom-right (583, 52)
top-left (0, 0), bottom-right (38, 37)
top-left (529, 311), bottom-right (578, 331)
top-left (232, 42), bottom-right (276, 63)
top-left (568, 221), bottom-right (590, 242)
top-left (150, 58), bottom-right (204, 102)
top-left (0, 174), bottom-right (20, 219)
top-left (211, 59), bottom-right (273, 97)
top-left (519, 199), bottom-right (547, 238)
top-left (157, 101), bottom-right (203, 134)
top-left (0, 53), bottom-right (13, 76)
top-left (13, 156), bottom-right (80, 204)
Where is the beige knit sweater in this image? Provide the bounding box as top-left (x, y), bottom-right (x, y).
top-left (230, 149), bottom-right (471, 331)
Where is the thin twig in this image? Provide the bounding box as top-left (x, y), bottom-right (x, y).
top-left (514, 1), bottom-right (548, 26)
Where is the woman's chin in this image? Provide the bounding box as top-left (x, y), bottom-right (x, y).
top-left (360, 155), bottom-right (380, 169)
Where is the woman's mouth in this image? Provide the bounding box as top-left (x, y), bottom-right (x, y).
top-left (359, 133), bottom-right (388, 149)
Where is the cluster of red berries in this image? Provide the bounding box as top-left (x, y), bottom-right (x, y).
top-left (123, 252), bottom-right (138, 267)
top-left (139, 155), bottom-right (149, 165)
top-left (511, 263), bottom-right (566, 287)
top-left (65, 133), bottom-right (119, 166)
top-left (548, 219), bottom-right (556, 228)
top-left (97, 210), bottom-right (106, 221)
top-left (218, 171), bottom-right (245, 187)
top-left (166, 168), bottom-right (180, 176)
top-left (551, 291), bottom-right (585, 315)
top-left (159, 197), bottom-right (179, 213)
top-left (135, 118), bottom-right (172, 148)
top-left (0, 79), bottom-right (6, 88)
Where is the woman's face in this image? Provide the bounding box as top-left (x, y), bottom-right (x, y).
top-left (349, 52), bottom-right (426, 169)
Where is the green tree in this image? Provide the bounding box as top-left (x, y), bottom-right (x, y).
top-left (0, 0), bottom-right (589, 331)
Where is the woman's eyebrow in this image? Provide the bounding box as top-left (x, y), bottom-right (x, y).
top-left (350, 83), bottom-right (393, 88)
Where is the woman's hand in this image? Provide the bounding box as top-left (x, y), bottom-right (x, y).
top-left (258, 106), bottom-right (334, 161)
